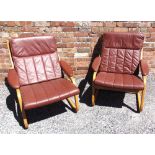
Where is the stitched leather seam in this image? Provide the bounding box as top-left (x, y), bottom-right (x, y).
top-left (122, 49), bottom-right (125, 73)
top-left (107, 48), bottom-right (110, 72)
top-left (23, 58), bottom-right (30, 84)
top-left (122, 74), bottom-right (124, 90)
top-left (41, 54), bottom-right (48, 80)
top-left (130, 50), bottom-right (134, 74)
top-left (49, 54), bottom-right (56, 78)
top-left (32, 56), bottom-right (39, 82)
top-left (114, 48), bottom-right (118, 73)
top-left (112, 73), bottom-right (115, 88)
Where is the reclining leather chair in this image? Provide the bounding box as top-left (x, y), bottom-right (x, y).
top-left (92, 32), bottom-right (149, 112)
top-left (7, 35), bottom-right (80, 128)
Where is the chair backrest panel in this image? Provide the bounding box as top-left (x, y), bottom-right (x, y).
top-left (10, 36), bottom-right (61, 86)
top-left (99, 32), bottom-right (144, 74)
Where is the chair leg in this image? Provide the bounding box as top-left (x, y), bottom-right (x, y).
top-left (92, 86), bottom-right (96, 106)
top-left (140, 76), bottom-right (147, 112)
top-left (137, 91), bottom-right (142, 112)
top-left (140, 89), bottom-right (146, 112)
top-left (16, 89), bottom-right (28, 129)
top-left (67, 95), bottom-right (79, 112)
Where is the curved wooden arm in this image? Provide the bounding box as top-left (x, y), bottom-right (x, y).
top-left (93, 72), bottom-right (97, 81)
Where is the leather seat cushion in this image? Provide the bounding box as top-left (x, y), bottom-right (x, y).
top-left (94, 72), bottom-right (144, 92)
top-left (20, 78), bottom-right (80, 110)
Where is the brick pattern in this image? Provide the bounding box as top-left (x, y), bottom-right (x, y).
top-left (0, 21), bottom-right (155, 82)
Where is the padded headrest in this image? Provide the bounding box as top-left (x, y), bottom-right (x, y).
top-left (10, 35), bottom-right (57, 57)
top-left (103, 32), bottom-right (144, 49)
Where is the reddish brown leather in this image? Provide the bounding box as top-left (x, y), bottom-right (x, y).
top-left (94, 72), bottom-right (144, 92)
top-left (99, 32), bottom-right (144, 74)
top-left (92, 56), bottom-right (101, 72)
top-left (99, 48), bottom-right (141, 74)
top-left (60, 60), bottom-right (73, 77)
top-left (20, 78), bottom-right (80, 110)
top-left (10, 36), bottom-right (62, 86)
top-left (7, 69), bottom-right (20, 89)
top-left (10, 36), bottom-right (57, 57)
top-left (140, 60), bottom-right (149, 76)
top-left (103, 32), bottom-right (144, 49)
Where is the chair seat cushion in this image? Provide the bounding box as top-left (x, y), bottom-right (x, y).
top-left (20, 78), bottom-right (80, 110)
top-left (94, 72), bottom-right (144, 92)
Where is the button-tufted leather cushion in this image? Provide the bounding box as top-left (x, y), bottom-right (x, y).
top-left (20, 78), bottom-right (80, 110)
top-left (94, 72), bottom-right (144, 92)
top-left (99, 32), bottom-right (144, 74)
top-left (10, 36), bottom-right (61, 86)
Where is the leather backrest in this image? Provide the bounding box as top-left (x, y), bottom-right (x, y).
top-left (99, 32), bottom-right (144, 74)
top-left (10, 36), bottom-right (62, 86)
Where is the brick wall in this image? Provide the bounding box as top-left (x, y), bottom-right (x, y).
top-left (0, 21), bottom-right (155, 82)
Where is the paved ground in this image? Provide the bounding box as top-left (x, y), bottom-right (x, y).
top-left (0, 74), bottom-right (155, 134)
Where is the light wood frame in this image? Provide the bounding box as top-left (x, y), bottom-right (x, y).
top-left (6, 40), bottom-right (29, 128)
top-left (66, 77), bottom-right (79, 112)
top-left (92, 48), bottom-right (147, 112)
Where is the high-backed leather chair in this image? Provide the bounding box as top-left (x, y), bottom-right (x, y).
top-left (91, 32), bottom-right (149, 112)
top-left (7, 35), bottom-right (80, 128)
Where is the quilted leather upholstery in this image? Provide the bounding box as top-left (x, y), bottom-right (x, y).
top-left (99, 32), bottom-right (144, 74)
top-left (99, 48), bottom-right (140, 74)
top-left (10, 36), bottom-right (61, 86)
top-left (94, 72), bottom-right (144, 92)
top-left (20, 78), bottom-right (80, 110)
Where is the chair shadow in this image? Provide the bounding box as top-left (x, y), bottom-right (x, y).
top-left (5, 78), bottom-right (73, 127)
top-left (78, 35), bottom-right (139, 113)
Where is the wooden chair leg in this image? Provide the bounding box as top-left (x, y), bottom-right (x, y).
top-left (16, 89), bottom-right (28, 129)
top-left (74, 95), bottom-right (79, 112)
top-left (140, 89), bottom-right (146, 112)
top-left (140, 76), bottom-right (147, 112)
top-left (67, 95), bottom-right (79, 112)
top-left (137, 91), bottom-right (142, 112)
top-left (92, 86), bottom-right (96, 106)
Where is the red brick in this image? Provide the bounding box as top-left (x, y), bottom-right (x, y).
top-left (62, 27), bottom-right (78, 32)
top-left (116, 22), bottom-right (123, 27)
top-left (74, 32), bottom-right (89, 37)
top-left (128, 28), bottom-right (140, 32)
top-left (65, 22), bottom-right (75, 27)
top-left (139, 22), bottom-right (151, 28)
top-left (148, 28), bottom-right (155, 32)
top-left (91, 27), bottom-right (100, 33)
top-left (50, 22), bottom-right (61, 27)
top-left (114, 27), bottom-right (128, 32)
top-left (61, 38), bottom-right (77, 43)
top-left (91, 22), bottom-right (103, 27)
top-left (151, 22), bottom-right (155, 28)
top-left (104, 22), bottom-right (116, 27)
top-left (19, 21), bottom-right (32, 26)
top-left (6, 21), bottom-right (17, 26)
top-left (0, 21), bottom-right (7, 26)
top-left (123, 22), bottom-right (139, 28)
